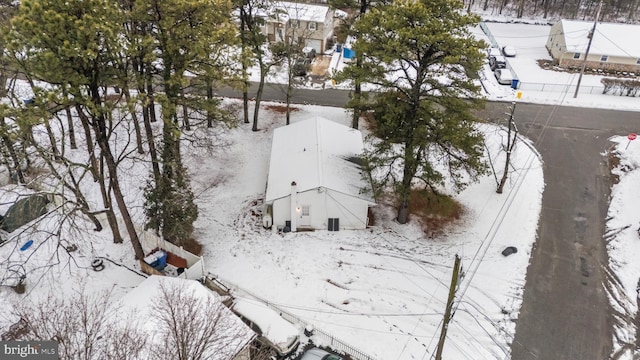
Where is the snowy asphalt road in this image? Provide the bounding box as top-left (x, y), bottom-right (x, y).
top-left (477, 102), bottom-right (640, 360)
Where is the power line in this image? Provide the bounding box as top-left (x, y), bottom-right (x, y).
top-left (232, 294), bottom-right (441, 317)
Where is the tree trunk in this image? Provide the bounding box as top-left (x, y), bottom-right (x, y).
top-left (252, 62), bottom-right (267, 132)
top-left (497, 104), bottom-right (517, 193)
top-left (76, 105), bottom-right (99, 182)
top-left (630, 0), bottom-right (639, 18)
top-left (101, 145), bottom-right (144, 258)
top-left (181, 89), bottom-right (190, 131)
top-left (123, 87), bottom-right (144, 154)
top-left (397, 198), bottom-right (409, 224)
top-left (145, 62), bottom-right (157, 123)
top-left (206, 78), bottom-right (214, 128)
top-left (142, 99), bottom-right (161, 184)
top-left (352, 80), bottom-right (362, 129)
top-left (517, 0), bottom-right (525, 17)
top-left (396, 142), bottom-right (417, 225)
top-left (61, 88), bottom-right (77, 150)
top-left (77, 105), bottom-right (122, 242)
top-left (285, 61), bottom-right (293, 126)
top-left (99, 152), bottom-right (122, 243)
top-left (43, 118), bottom-right (59, 157)
top-left (83, 81), bottom-right (143, 258)
top-left (0, 117), bottom-right (25, 183)
top-left (240, 8), bottom-right (250, 124)
top-left (499, 0), bottom-right (508, 14)
top-left (243, 87), bottom-right (250, 124)
top-left (64, 106), bottom-right (77, 150)
top-left (351, 0), bottom-right (369, 130)
top-left (91, 109), bottom-right (144, 258)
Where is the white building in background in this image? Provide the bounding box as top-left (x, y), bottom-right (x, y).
top-left (260, 1), bottom-right (336, 53)
top-left (264, 117), bottom-right (375, 232)
top-left (546, 19), bottom-right (640, 73)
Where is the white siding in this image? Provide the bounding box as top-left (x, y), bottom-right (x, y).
top-left (271, 188), bottom-right (370, 231)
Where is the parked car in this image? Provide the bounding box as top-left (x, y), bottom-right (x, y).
top-left (487, 47), bottom-right (501, 59)
top-left (489, 55), bottom-right (507, 70)
top-left (502, 45), bottom-right (516, 57)
top-left (293, 58), bottom-right (311, 76)
top-left (300, 347), bottom-right (344, 360)
top-left (494, 69), bottom-right (514, 85)
top-left (230, 299), bottom-right (300, 357)
top-left (302, 46), bottom-right (316, 59)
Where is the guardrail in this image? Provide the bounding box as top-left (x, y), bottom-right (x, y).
top-left (517, 82), bottom-right (604, 94)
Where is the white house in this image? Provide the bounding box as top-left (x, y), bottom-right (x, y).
top-left (546, 20), bottom-right (640, 72)
top-left (264, 117), bottom-right (375, 232)
top-left (260, 1), bottom-right (336, 53)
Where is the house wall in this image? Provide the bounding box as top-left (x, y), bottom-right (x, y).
top-left (271, 188), bottom-right (369, 231)
top-left (547, 22), bottom-right (640, 72)
top-left (546, 22), bottom-right (566, 60)
top-left (273, 7), bottom-right (334, 52)
top-left (557, 54), bottom-right (640, 72)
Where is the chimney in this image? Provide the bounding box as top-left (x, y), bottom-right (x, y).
top-left (290, 181), bottom-right (298, 232)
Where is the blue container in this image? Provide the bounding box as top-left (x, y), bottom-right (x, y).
top-left (154, 251), bottom-right (168, 270)
top-left (511, 79), bottom-right (519, 89)
top-left (336, 43), bottom-right (343, 53)
top-left (343, 48), bottom-right (356, 59)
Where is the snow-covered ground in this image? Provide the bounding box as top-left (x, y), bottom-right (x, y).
top-left (0, 19), bottom-right (638, 360)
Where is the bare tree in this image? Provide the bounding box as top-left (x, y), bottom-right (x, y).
top-left (151, 281), bottom-right (253, 360)
top-left (7, 289), bottom-right (148, 360)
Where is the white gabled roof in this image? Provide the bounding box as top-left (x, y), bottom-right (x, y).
top-left (265, 117), bottom-right (374, 204)
top-left (558, 19), bottom-right (640, 58)
top-left (275, 1), bottom-right (329, 23)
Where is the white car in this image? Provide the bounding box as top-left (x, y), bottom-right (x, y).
top-left (502, 45), bottom-right (517, 57)
top-left (494, 69), bottom-right (514, 85)
top-left (231, 299), bottom-right (300, 357)
top-left (487, 47), bottom-right (501, 59)
top-left (300, 347), bottom-right (344, 360)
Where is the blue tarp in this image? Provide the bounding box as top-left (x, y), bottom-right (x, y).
top-left (343, 47), bottom-right (356, 59)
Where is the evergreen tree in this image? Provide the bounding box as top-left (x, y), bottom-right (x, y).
top-left (136, 0), bottom-right (234, 244)
top-left (342, 0), bottom-right (488, 224)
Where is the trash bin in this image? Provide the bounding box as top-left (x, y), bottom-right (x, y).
top-left (155, 250), bottom-right (168, 270)
top-left (511, 79), bottom-right (519, 89)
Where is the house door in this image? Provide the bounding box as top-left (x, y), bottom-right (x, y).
top-left (300, 205), bottom-right (311, 226)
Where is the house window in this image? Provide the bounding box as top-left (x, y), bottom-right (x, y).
top-left (600, 55), bottom-right (608, 62)
top-left (308, 22), bottom-right (317, 31)
top-left (291, 20), bottom-right (300, 28)
top-left (573, 53), bottom-right (580, 59)
top-left (301, 206), bottom-right (310, 216)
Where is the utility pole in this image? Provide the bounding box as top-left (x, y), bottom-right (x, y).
top-left (573, 0), bottom-right (603, 98)
top-left (435, 254), bottom-right (462, 360)
top-left (497, 102), bottom-right (519, 194)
